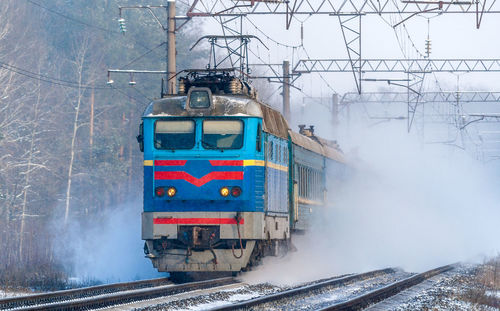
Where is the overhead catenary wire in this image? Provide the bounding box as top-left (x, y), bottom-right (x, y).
top-left (119, 42), bottom-right (166, 69)
top-left (19, 0), bottom-right (166, 102)
top-left (25, 0), bottom-right (165, 58)
top-left (299, 45), bottom-right (338, 94)
top-left (110, 85), bottom-right (151, 104)
top-left (0, 60), bottom-right (108, 89)
top-left (0, 60), bottom-right (152, 104)
top-left (131, 86), bottom-right (153, 102)
top-left (244, 30), bottom-right (338, 96)
top-left (25, 0), bottom-right (118, 34)
top-left (244, 16), bottom-right (303, 49)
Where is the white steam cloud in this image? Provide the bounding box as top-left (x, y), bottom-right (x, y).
top-left (243, 122), bottom-right (500, 285)
top-left (55, 201), bottom-right (165, 284)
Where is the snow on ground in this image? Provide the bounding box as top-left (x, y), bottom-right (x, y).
top-left (486, 290), bottom-right (500, 299)
top-left (134, 263), bottom-right (499, 311)
top-left (367, 264), bottom-right (499, 311)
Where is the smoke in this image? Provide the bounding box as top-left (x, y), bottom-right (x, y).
top-left (53, 201), bottom-right (165, 284)
top-left (242, 121), bottom-right (500, 285)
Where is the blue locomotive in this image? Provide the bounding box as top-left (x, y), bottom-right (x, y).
top-left (138, 70), bottom-right (347, 276)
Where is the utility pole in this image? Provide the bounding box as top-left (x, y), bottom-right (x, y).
top-left (167, 1), bottom-right (176, 94)
top-left (283, 60), bottom-right (290, 122)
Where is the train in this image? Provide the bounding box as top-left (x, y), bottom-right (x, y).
top-left (137, 70), bottom-right (347, 278)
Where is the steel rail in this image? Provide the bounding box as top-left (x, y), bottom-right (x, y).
top-left (208, 268), bottom-right (396, 311)
top-left (0, 277), bottom-right (171, 310)
top-left (319, 264), bottom-right (455, 310)
top-left (1, 277), bottom-right (235, 311)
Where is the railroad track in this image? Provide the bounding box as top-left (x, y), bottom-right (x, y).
top-left (0, 276), bottom-right (236, 310)
top-left (208, 264), bottom-right (455, 310)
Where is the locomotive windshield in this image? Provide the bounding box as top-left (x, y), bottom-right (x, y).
top-left (202, 120), bottom-right (243, 149)
top-left (155, 120), bottom-right (195, 149)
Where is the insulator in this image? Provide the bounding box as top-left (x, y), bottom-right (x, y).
top-left (178, 79), bottom-right (186, 94)
top-left (118, 18), bottom-right (127, 33)
top-left (425, 39), bottom-right (431, 58)
top-left (228, 78), bottom-right (242, 94)
top-left (129, 73), bottom-right (136, 86)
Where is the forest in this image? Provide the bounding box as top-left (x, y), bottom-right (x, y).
top-left (0, 0), bottom-right (202, 287)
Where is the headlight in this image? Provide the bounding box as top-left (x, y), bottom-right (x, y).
top-left (220, 187), bottom-right (229, 197)
top-left (167, 187), bottom-right (176, 197)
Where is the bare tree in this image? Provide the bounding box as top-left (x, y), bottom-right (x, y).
top-left (18, 62), bottom-right (51, 261)
top-left (0, 1), bottom-right (41, 265)
top-left (63, 34), bottom-right (103, 225)
top-left (63, 37), bottom-right (89, 225)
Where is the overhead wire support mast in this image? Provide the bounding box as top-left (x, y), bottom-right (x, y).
top-left (185, 0), bottom-right (500, 29)
top-left (340, 91), bottom-right (500, 104)
top-left (292, 58), bottom-right (500, 73)
top-left (333, 13), bottom-right (364, 94)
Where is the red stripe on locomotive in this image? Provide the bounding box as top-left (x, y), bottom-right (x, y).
top-left (153, 217), bottom-right (245, 225)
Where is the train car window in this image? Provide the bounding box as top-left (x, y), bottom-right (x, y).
top-left (256, 123), bottom-right (262, 152)
top-left (296, 164), bottom-right (323, 201)
top-left (304, 167), bottom-right (308, 197)
top-left (269, 141), bottom-right (274, 159)
top-left (155, 120), bottom-right (195, 149)
top-left (303, 167), bottom-right (306, 197)
top-left (298, 166), bottom-right (301, 196)
top-left (299, 165), bottom-right (304, 197)
top-left (202, 120), bottom-right (243, 149)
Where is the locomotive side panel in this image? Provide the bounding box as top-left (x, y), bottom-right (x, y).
top-left (263, 133), bottom-right (290, 240)
top-left (265, 134), bottom-right (289, 215)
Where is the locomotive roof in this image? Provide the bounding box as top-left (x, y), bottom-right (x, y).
top-left (143, 95), bottom-right (289, 139)
top-left (143, 95), bottom-right (345, 162)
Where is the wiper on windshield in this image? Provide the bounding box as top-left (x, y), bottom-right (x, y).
top-left (201, 139), bottom-right (223, 151)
